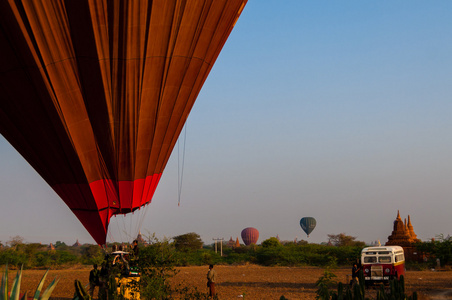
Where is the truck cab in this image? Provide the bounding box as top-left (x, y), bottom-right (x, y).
top-left (361, 246), bottom-right (405, 285)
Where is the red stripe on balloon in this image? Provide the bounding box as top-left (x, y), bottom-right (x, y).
top-left (52, 173), bottom-right (162, 244)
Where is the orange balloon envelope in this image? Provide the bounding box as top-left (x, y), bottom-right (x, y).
top-left (0, 0), bottom-right (247, 245)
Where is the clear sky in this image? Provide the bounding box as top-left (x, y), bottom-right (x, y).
top-left (1, 0), bottom-right (452, 246)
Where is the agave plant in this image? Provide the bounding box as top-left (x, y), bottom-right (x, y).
top-left (0, 264), bottom-right (59, 300)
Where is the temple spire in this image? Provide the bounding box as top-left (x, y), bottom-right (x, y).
top-left (407, 215), bottom-right (418, 240)
top-left (387, 211), bottom-right (420, 246)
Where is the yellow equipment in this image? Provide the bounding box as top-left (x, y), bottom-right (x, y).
top-left (116, 277), bottom-right (140, 300)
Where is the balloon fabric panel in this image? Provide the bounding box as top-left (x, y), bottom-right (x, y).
top-left (0, 0), bottom-right (247, 245)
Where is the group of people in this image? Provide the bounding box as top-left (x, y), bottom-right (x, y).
top-left (89, 240), bottom-right (140, 297)
top-left (88, 242), bottom-right (219, 298)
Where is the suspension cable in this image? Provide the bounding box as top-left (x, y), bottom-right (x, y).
top-left (178, 123), bottom-right (188, 206)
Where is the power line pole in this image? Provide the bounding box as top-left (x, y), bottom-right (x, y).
top-left (212, 238), bottom-right (224, 256)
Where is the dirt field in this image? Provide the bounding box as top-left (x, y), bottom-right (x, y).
top-left (7, 265), bottom-right (452, 299)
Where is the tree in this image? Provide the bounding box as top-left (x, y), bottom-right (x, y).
top-left (138, 236), bottom-right (179, 299)
top-left (262, 237), bottom-right (281, 248)
top-left (173, 232), bottom-right (203, 252)
top-left (54, 241), bottom-right (68, 250)
top-left (415, 234), bottom-right (452, 267)
top-left (7, 235), bottom-right (24, 249)
top-left (327, 233), bottom-right (365, 247)
top-left (81, 244), bottom-right (105, 265)
top-left (24, 243), bottom-right (42, 266)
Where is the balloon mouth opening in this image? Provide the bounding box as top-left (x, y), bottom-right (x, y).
top-left (114, 206), bottom-right (144, 215)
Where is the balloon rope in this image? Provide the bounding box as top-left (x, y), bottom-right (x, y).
top-left (134, 206), bottom-right (145, 240)
top-left (137, 202), bottom-right (151, 234)
top-left (129, 213), bottom-right (133, 242)
top-left (107, 228), bottom-right (116, 244)
top-left (178, 122), bottom-right (188, 206)
top-left (110, 216), bottom-right (123, 243)
top-left (106, 227), bottom-right (111, 244)
top-left (133, 208), bottom-right (142, 239)
top-left (119, 215), bottom-right (127, 242)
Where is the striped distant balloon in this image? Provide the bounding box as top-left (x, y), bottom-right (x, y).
top-left (241, 227), bottom-right (259, 245)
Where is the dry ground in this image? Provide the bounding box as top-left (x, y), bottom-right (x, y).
top-left (6, 265), bottom-right (452, 299)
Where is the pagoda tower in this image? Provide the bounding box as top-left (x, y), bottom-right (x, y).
top-left (385, 211), bottom-right (422, 262)
top-left (136, 230), bottom-right (146, 245)
top-left (227, 236), bottom-right (235, 248)
top-left (235, 237), bottom-right (240, 248)
top-left (386, 211), bottom-right (413, 247)
top-left (407, 215), bottom-right (419, 241)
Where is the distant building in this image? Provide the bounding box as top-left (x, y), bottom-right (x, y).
top-left (227, 236), bottom-right (235, 248)
top-left (235, 237), bottom-right (240, 248)
top-left (48, 243), bottom-right (55, 250)
top-left (72, 239), bottom-right (81, 247)
top-left (136, 230), bottom-right (147, 245)
top-left (385, 211), bottom-right (422, 262)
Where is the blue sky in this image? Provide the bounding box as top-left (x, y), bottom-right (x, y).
top-left (1, 1), bottom-right (452, 246)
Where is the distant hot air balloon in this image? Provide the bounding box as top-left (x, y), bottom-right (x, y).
top-left (241, 227), bottom-right (259, 245)
top-left (300, 217), bottom-right (316, 237)
top-left (0, 0), bottom-right (247, 245)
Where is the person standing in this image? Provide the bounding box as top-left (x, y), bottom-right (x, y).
top-left (132, 240), bottom-right (139, 257)
top-left (206, 264), bottom-right (216, 297)
top-left (130, 240), bottom-right (139, 266)
top-left (89, 264), bottom-right (100, 297)
top-left (351, 262), bottom-right (360, 285)
top-left (98, 261), bottom-right (110, 299)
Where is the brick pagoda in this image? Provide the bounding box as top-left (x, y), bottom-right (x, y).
top-left (385, 211), bottom-right (422, 261)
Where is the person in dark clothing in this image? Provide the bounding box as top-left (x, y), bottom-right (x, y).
top-left (128, 240), bottom-right (140, 274)
top-left (132, 240), bottom-right (139, 258)
top-left (98, 261), bottom-right (109, 299)
top-left (356, 258), bottom-right (362, 270)
top-left (89, 264), bottom-right (100, 297)
top-left (351, 262), bottom-right (360, 285)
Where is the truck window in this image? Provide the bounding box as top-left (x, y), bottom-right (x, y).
top-left (395, 254), bottom-right (404, 262)
top-left (378, 256), bottom-right (391, 263)
top-left (364, 256), bottom-right (377, 263)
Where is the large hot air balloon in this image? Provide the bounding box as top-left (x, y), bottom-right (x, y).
top-left (241, 227), bottom-right (259, 246)
top-left (0, 0), bottom-right (247, 245)
top-left (300, 217), bottom-right (316, 237)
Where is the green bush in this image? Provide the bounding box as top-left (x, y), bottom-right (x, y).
top-left (138, 237), bottom-right (180, 299)
top-left (414, 234), bottom-right (452, 267)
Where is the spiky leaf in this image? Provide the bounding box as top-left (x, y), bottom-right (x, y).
top-left (39, 277), bottom-right (60, 300)
top-left (10, 267), bottom-right (23, 300)
top-left (32, 269), bottom-right (49, 300)
top-left (19, 292), bottom-right (27, 300)
top-left (0, 264), bottom-right (8, 300)
top-left (74, 280), bottom-right (90, 300)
